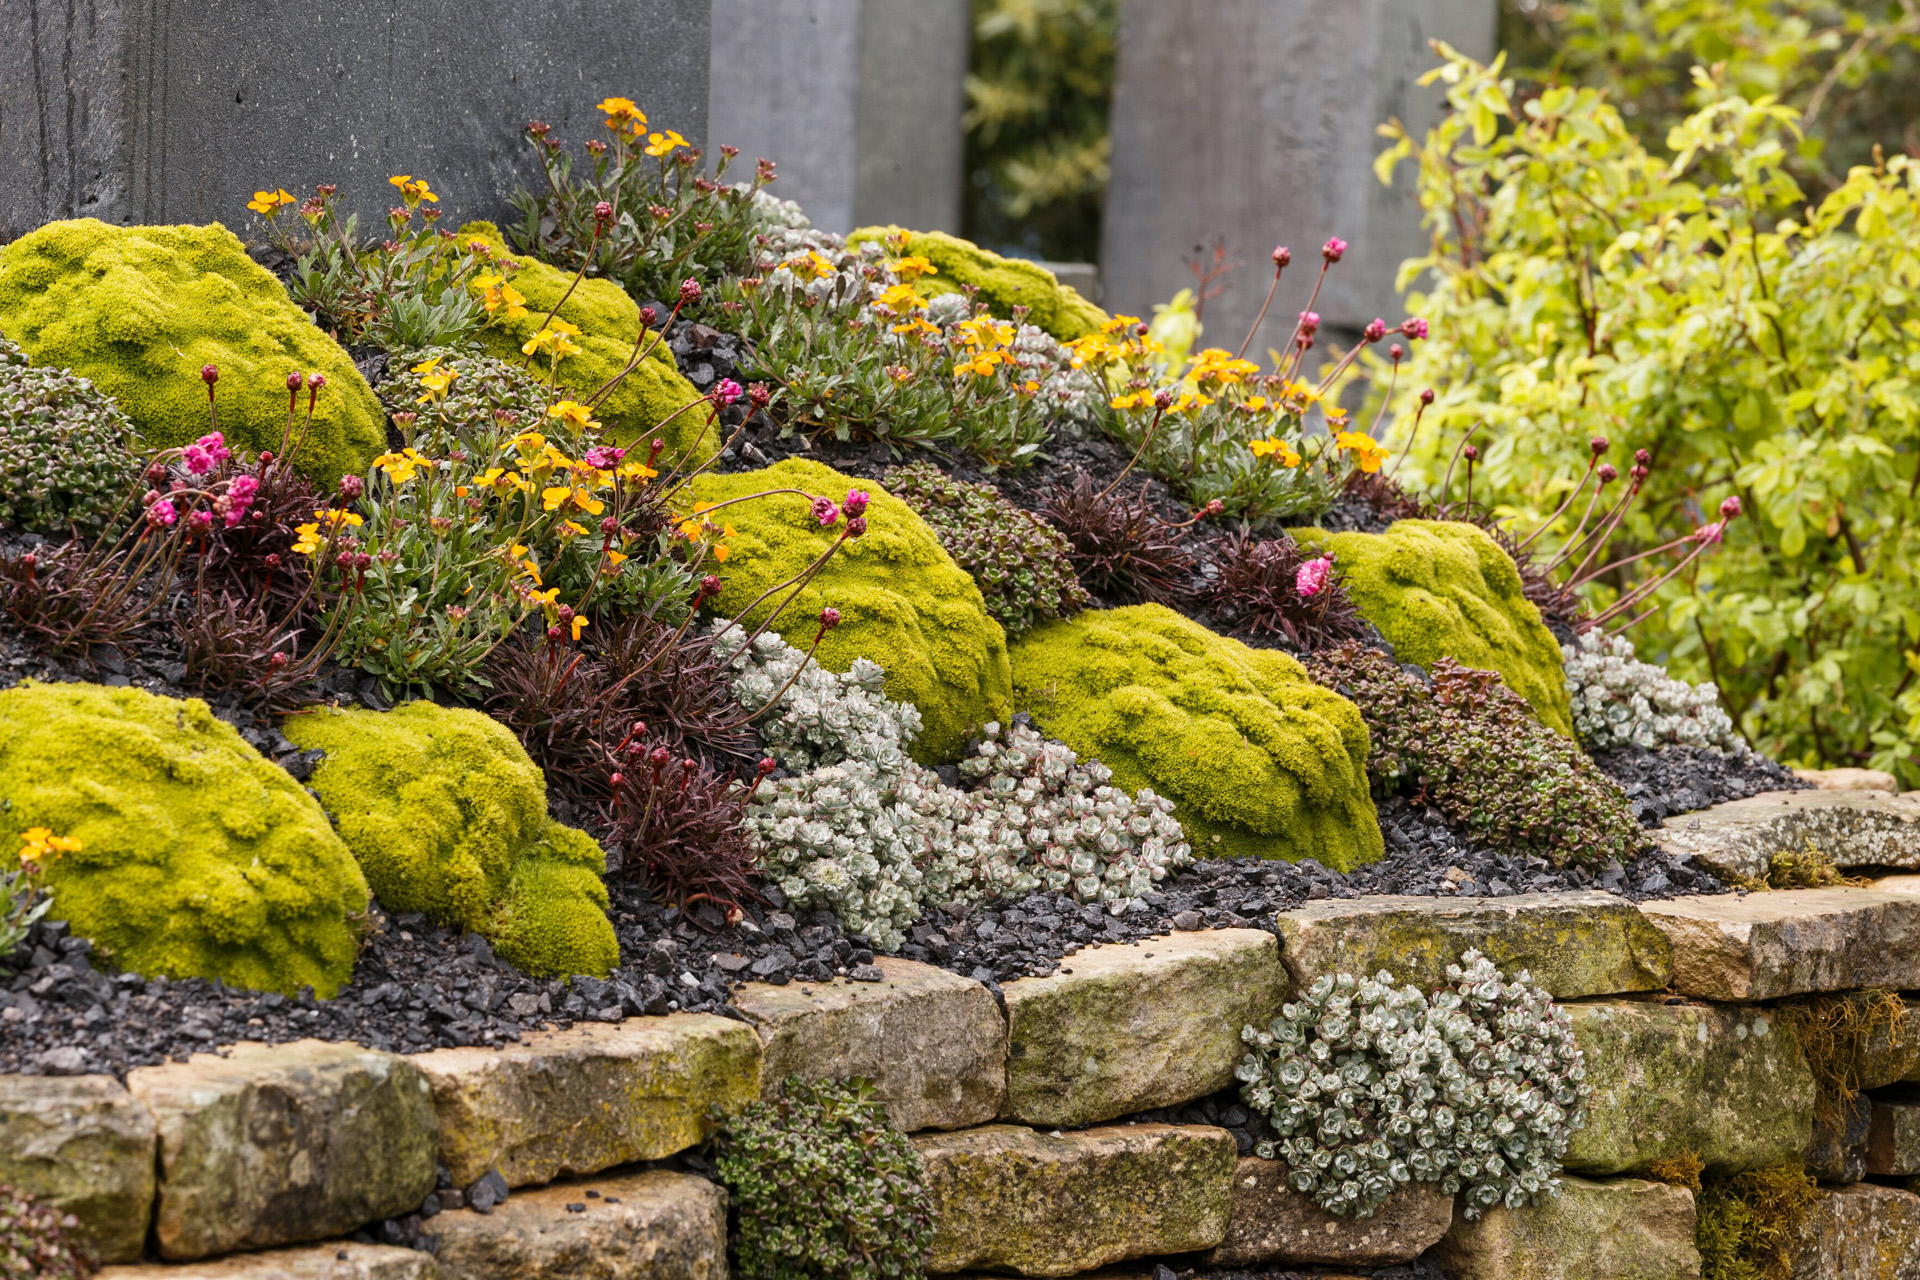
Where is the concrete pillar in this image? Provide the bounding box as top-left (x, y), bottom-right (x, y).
top-left (1100, 0), bottom-right (1497, 350)
top-left (708, 0), bottom-right (967, 235)
top-left (0, 0), bottom-right (713, 243)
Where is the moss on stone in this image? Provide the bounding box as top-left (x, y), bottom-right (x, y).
top-left (687, 458), bottom-right (1013, 764)
top-left (1293, 520), bottom-right (1575, 735)
top-left (0, 219), bottom-right (384, 487)
top-left (0, 682), bottom-right (369, 998)
top-left (283, 701), bottom-right (616, 979)
top-left (459, 222), bottom-right (716, 464)
top-left (1007, 604), bottom-right (1383, 868)
top-left (847, 227), bottom-right (1106, 341)
top-left (1696, 1162), bottom-right (1818, 1280)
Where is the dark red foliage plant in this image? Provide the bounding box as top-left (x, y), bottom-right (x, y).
top-left (601, 726), bottom-right (776, 916)
top-left (1039, 473), bottom-right (1196, 606)
top-left (1204, 530), bottom-right (1371, 652)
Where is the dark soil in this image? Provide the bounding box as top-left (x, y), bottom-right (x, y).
top-left (1592, 743), bottom-right (1808, 827)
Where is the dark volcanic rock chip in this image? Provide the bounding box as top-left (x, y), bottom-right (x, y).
top-left (1592, 743), bottom-right (1809, 827)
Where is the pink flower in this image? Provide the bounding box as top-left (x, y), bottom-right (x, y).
top-left (1364, 318), bottom-right (1387, 343)
top-left (147, 499), bottom-right (178, 528)
top-left (1597, 463), bottom-right (1618, 484)
top-left (1719, 495), bottom-right (1743, 520)
top-left (818, 607), bottom-right (842, 630)
top-left (1271, 246), bottom-right (1292, 268)
top-left (1322, 237), bottom-right (1347, 263)
top-left (711, 378), bottom-right (743, 408)
top-left (1297, 311), bottom-right (1321, 338)
top-left (188, 509), bottom-right (213, 534)
top-left (184, 431), bottom-right (231, 474)
top-left (811, 497), bottom-right (841, 527)
top-left (1400, 317), bottom-right (1428, 340)
top-left (845, 515), bottom-right (868, 538)
top-left (843, 488), bottom-right (871, 518)
top-left (1296, 556), bottom-right (1333, 598)
top-left (1695, 521), bottom-right (1726, 545)
top-left (182, 445), bottom-right (215, 475)
top-left (583, 445), bottom-right (626, 469)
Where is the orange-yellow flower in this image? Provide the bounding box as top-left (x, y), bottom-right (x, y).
top-left (388, 174), bottom-right (438, 207)
top-left (522, 321), bottom-right (582, 361)
top-left (247, 188), bottom-right (295, 217)
top-left (1249, 438), bottom-right (1302, 467)
top-left (546, 399), bottom-right (602, 434)
top-left (1334, 430), bottom-right (1389, 473)
top-left (17, 827), bottom-right (82, 868)
top-left (596, 97), bottom-right (648, 137)
top-left (889, 255), bottom-right (938, 282)
top-left (473, 272), bottom-right (528, 321)
top-left (644, 129), bottom-right (688, 159)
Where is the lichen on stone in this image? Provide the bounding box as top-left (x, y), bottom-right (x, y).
top-left (689, 458), bottom-right (1013, 764)
top-left (1294, 520), bottom-right (1574, 735)
top-left (284, 701), bottom-right (615, 979)
top-left (0, 219), bottom-right (384, 486)
top-left (0, 682), bottom-right (369, 998)
top-left (1008, 603), bottom-right (1382, 868)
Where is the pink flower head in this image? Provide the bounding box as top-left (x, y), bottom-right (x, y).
top-left (1590, 436), bottom-right (1610, 457)
top-left (583, 445), bottom-right (626, 469)
top-left (1597, 463), bottom-right (1618, 484)
top-left (339, 474), bottom-right (365, 500)
top-left (711, 378), bottom-right (743, 408)
top-left (843, 488), bottom-right (871, 518)
top-left (1719, 495), bottom-right (1743, 520)
top-left (1419, 387), bottom-right (1436, 405)
top-left (187, 509), bottom-right (214, 534)
top-left (1389, 343), bottom-right (1405, 362)
top-left (286, 371), bottom-right (304, 392)
top-left (1400, 317), bottom-right (1429, 341)
top-left (1296, 556), bottom-right (1333, 599)
top-left (1297, 311), bottom-right (1321, 338)
top-left (200, 365), bottom-right (219, 386)
top-left (594, 200), bottom-right (615, 223)
top-left (679, 278), bottom-right (703, 306)
top-left (1322, 237), bottom-right (1347, 263)
top-left (147, 499), bottom-right (178, 528)
top-left (845, 515), bottom-right (869, 538)
top-left (818, 607), bottom-right (842, 631)
top-left (182, 445), bottom-right (215, 475)
top-left (811, 496), bottom-right (841, 527)
top-left (1364, 318), bottom-right (1388, 343)
top-left (1695, 521), bottom-right (1726, 545)
top-left (1271, 245), bottom-right (1292, 268)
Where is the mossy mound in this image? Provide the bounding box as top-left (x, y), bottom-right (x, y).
top-left (687, 458), bottom-right (1012, 763)
top-left (1008, 604), bottom-right (1384, 868)
top-left (848, 227), bottom-right (1106, 341)
top-left (459, 222), bottom-right (716, 465)
top-left (0, 682), bottom-right (369, 998)
top-left (1293, 520), bottom-right (1575, 735)
top-left (0, 219), bottom-right (383, 486)
top-left (284, 701), bottom-right (616, 980)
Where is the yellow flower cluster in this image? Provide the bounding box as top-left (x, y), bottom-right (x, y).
top-left (17, 827), bottom-right (82, 868)
top-left (675, 501), bottom-right (737, 563)
top-left (389, 174), bottom-right (438, 207)
top-left (597, 96), bottom-right (648, 138)
top-left (1334, 430), bottom-right (1389, 473)
top-left (374, 447), bottom-right (433, 485)
top-left (1065, 314), bottom-right (1163, 373)
top-left (473, 272), bottom-right (528, 320)
top-left (523, 319), bottom-right (583, 362)
top-left (889, 255), bottom-right (938, 283)
top-left (292, 508), bottom-right (365, 555)
top-left (1249, 437), bottom-right (1302, 467)
top-left (953, 316), bottom-right (1017, 379)
top-left (247, 188), bottom-right (295, 217)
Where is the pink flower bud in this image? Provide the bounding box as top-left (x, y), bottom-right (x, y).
top-left (711, 378), bottom-right (743, 408)
top-left (700, 574), bottom-right (722, 597)
top-left (339, 474), bottom-right (365, 500)
top-left (819, 607), bottom-right (842, 630)
top-left (843, 488), bottom-right (871, 518)
top-left (1272, 245), bottom-right (1292, 268)
top-left (1389, 343), bottom-right (1405, 361)
top-left (679, 278), bottom-right (703, 305)
top-left (201, 365), bottom-right (219, 385)
top-left (748, 383), bottom-right (772, 408)
top-left (1635, 448), bottom-right (1652, 466)
top-left (845, 515), bottom-right (868, 538)
top-left (1463, 444), bottom-right (1479, 463)
top-left (286, 371), bottom-right (304, 392)
top-left (1597, 463), bottom-right (1618, 483)
top-left (1591, 436), bottom-right (1610, 457)
top-left (1153, 388), bottom-right (1175, 411)
top-left (1296, 556), bottom-right (1333, 599)
top-left (269, 652), bottom-right (290, 670)
top-left (1298, 310), bottom-right (1320, 337)
top-left (812, 496), bottom-right (841, 527)
top-left (1419, 388), bottom-right (1436, 405)
top-left (1322, 237), bottom-right (1347, 263)
top-left (307, 372), bottom-right (327, 390)
top-left (1400, 317), bottom-right (1428, 340)
top-left (1364, 318), bottom-right (1387, 343)
top-left (594, 200), bottom-right (615, 223)
top-left (639, 306), bottom-right (659, 327)
top-left (1720, 495), bottom-right (1742, 520)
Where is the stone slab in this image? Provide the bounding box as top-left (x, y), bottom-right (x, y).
top-left (126, 1040), bottom-right (439, 1261)
top-left (1564, 1001), bottom-right (1814, 1175)
top-left (1791, 1182), bottom-right (1920, 1280)
top-left (1000, 929), bottom-right (1286, 1127)
top-left (432, 1169), bottom-right (726, 1280)
top-left (1640, 888), bottom-right (1920, 1000)
top-left (1809, 1094), bottom-right (1871, 1183)
top-left (914, 1122), bottom-right (1236, 1276)
top-left (0, 1074), bottom-right (156, 1263)
top-left (1650, 788), bottom-right (1920, 881)
top-left (99, 1243), bottom-right (444, 1279)
top-left (1206, 1156), bottom-right (1453, 1266)
top-left (1796, 768), bottom-right (1898, 792)
top-left (1275, 892), bottom-right (1670, 999)
top-left (1437, 1175), bottom-right (1700, 1280)
top-left (1868, 1097), bottom-right (1920, 1176)
top-left (2, 0), bottom-right (713, 239)
top-left (733, 957), bottom-right (1005, 1132)
top-left (410, 1012), bottom-right (760, 1189)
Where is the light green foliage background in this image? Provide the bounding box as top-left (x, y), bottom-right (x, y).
top-left (1375, 39), bottom-right (1920, 781)
top-left (1009, 604), bottom-right (1383, 868)
top-left (286, 702), bottom-right (617, 979)
top-left (0, 683), bottom-right (370, 997)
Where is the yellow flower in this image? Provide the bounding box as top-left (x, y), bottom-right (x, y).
top-left (711, 544), bottom-right (731, 563)
top-left (1170, 390), bottom-right (1213, 415)
top-left (388, 174), bottom-right (438, 207)
top-left (247, 188), bottom-right (295, 217)
top-left (315, 509), bottom-right (363, 531)
top-left (529, 587), bottom-right (561, 617)
top-left (1103, 314), bottom-right (1144, 335)
top-left (522, 321), bottom-right (582, 361)
top-left (541, 485), bottom-right (605, 516)
top-left (509, 544), bottom-right (542, 583)
top-left (954, 353), bottom-right (1009, 378)
top-left (17, 826), bottom-right (82, 869)
top-left (596, 97), bottom-right (648, 137)
top-left (1249, 438), bottom-right (1302, 467)
top-left (618, 459), bottom-right (659, 483)
top-left (1187, 347), bottom-right (1260, 386)
top-left (1335, 430), bottom-right (1390, 473)
top-left (562, 520), bottom-right (591, 537)
top-left (956, 317), bottom-right (1015, 349)
top-left (472, 272), bottom-right (529, 320)
top-left (606, 549), bottom-right (630, 568)
top-left (644, 129), bottom-right (688, 158)
top-left (785, 250), bottom-right (837, 281)
top-left (875, 283), bottom-right (927, 315)
top-left (292, 509), bottom-right (360, 555)
top-left (373, 448), bottom-right (430, 486)
top-left (1241, 395), bottom-right (1271, 413)
top-left (546, 400), bottom-right (602, 434)
top-left (1110, 391), bottom-right (1153, 411)
top-left (567, 613), bottom-right (590, 642)
top-left (889, 255), bottom-right (938, 282)
top-left (891, 318), bottom-right (939, 337)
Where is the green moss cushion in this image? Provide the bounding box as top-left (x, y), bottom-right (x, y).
top-left (848, 227), bottom-right (1107, 341)
top-left (284, 701), bottom-right (616, 979)
top-left (460, 222), bottom-right (716, 465)
top-left (688, 458), bottom-right (1012, 763)
top-left (0, 683), bottom-right (369, 997)
top-left (0, 219), bottom-right (384, 486)
top-left (1009, 605), bottom-right (1384, 868)
top-left (1295, 520), bottom-right (1575, 736)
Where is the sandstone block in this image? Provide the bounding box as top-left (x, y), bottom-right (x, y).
top-left (1438, 1175), bottom-right (1700, 1280)
top-left (1206, 1156), bottom-right (1453, 1266)
top-left (126, 1040), bottom-right (439, 1261)
top-left (1565, 1001), bottom-right (1814, 1175)
top-left (999, 929), bottom-right (1286, 1127)
top-left (98, 1242), bottom-right (444, 1279)
top-left (0, 1074), bottom-right (156, 1262)
top-left (1641, 889), bottom-right (1920, 1000)
top-left (1650, 788), bottom-right (1920, 881)
top-left (410, 1013), bottom-right (760, 1189)
top-left (734, 957), bottom-right (1005, 1132)
top-left (431, 1169), bottom-right (726, 1280)
top-left (1276, 892), bottom-right (1670, 999)
top-left (1809, 1094), bottom-right (1870, 1183)
top-left (1868, 1097), bottom-right (1920, 1176)
top-left (914, 1122), bottom-right (1236, 1276)
top-left (1795, 767), bottom-right (1898, 792)
top-left (1791, 1182), bottom-right (1920, 1280)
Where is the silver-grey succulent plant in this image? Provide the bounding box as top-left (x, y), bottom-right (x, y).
top-left (1565, 630), bottom-right (1741, 753)
top-left (713, 625), bottom-right (922, 774)
top-left (1236, 950), bottom-right (1589, 1221)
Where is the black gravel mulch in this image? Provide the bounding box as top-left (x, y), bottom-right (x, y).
top-left (1592, 742), bottom-right (1809, 827)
